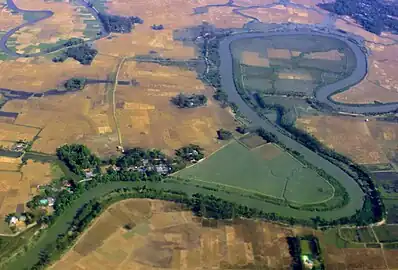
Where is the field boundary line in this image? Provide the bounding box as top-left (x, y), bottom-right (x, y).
top-left (111, 56), bottom-right (127, 147)
top-left (272, 143), bottom-right (337, 205)
top-left (170, 140), bottom-right (234, 176)
top-left (0, 222), bottom-right (37, 237)
top-left (173, 175), bottom-right (287, 201)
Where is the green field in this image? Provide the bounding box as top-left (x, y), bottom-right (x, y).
top-left (373, 225), bottom-right (398, 243)
top-left (175, 140), bottom-right (334, 205)
top-left (231, 34), bottom-right (356, 97)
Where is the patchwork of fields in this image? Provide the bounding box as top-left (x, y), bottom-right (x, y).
top-left (52, 199), bottom-right (398, 270)
top-left (0, 0), bottom-right (397, 268)
top-left (52, 199), bottom-right (294, 269)
top-left (231, 34), bottom-right (356, 97)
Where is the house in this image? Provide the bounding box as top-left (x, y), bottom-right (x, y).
top-left (47, 197), bottom-right (55, 207)
top-left (83, 169), bottom-right (96, 179)
top-left (111, 165), bottom-right (121, 172)
top-left (39, 197), bottom-right (55, 207)
top-left (39, 198), bottom-right (49, 206)
top-left (9, 216), bottom-right (18, 226)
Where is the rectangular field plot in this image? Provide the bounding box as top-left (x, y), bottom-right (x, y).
top-left (339, 227), bottom-right (377, 243)
top-left (239, 133), bottom-right (266, 149)
top-left (175, 141), bottom-right (334, 204)
top-left (373, 225), bottom-right (398, 243)
top-left (371, 171), bottom-right (398, 199)
top-left (231, 34), bottom-right (356, 98)
top-left (384, 199), bottom-right (398, 224)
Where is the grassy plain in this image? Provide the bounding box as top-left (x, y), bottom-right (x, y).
top-left (175, 140), bottom-right (334, 205)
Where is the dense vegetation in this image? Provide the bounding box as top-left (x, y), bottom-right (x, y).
top-left (171, 93), bottom-right (207, 108)
top-left (113, 147), bottom-right (177, 177)
top-left (217, 129), bottom-right (233, 140)
top-left (52, 44), bottom-right (98, 65)
top-left (151, 24), bottom-right (164, 30)
top-left (256, 127), bottom-right (278, 143)
top-left (56, 144), bottom-right (100, 177)
top-left (175, 144), bottom-right (204, 162)
top-left (287, 237), bottom-right (303, 270)
top-left (319, 0), bottom-right (398, 35)
top-left (63, 78), bottom-right (87, 91)
top-left (99, 13), bottom-right (143, 33)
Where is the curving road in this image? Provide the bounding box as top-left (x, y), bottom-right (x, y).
top-left (0, 0), bottom-right (106, 57)
top-left (220, 31), bottom-right (398, 114)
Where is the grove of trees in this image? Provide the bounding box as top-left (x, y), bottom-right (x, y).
top-left (99, 13), bottom-right (144, 33)
top-left (53, 44), bottom-right (98, 65)
top-left (171, 93), bottom-right (207, 108)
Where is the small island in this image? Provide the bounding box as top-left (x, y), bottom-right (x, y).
top-left (171, 93), bottom-right (207, 108)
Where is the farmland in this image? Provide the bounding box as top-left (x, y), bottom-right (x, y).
top-left (0, 0), bottom-right (397, 268)
top-left (175, 140), bottom-right (335, 206)
top-left (51, 199), bottom-right (398, 270)
top-left (51, 199), bottom-right (293, 270)
top-left (231, 34), bottom-right (356, 97)
top-left (296, 116), bottom-right (391, 165)
top-left (0, 158), bottom-right (61, 234)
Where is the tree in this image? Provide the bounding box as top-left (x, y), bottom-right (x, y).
top-left (171, 93), bottom-right (207, 108)
top-left (236, 126), bottom-right (248, 134)
top-left (64, 78), bottom-right (87, 91)
top-left (217, 129), bottom-right (232, 140)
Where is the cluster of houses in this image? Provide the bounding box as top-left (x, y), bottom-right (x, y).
top-left (111, 158), bottom-right (172, 175)
top-left (9, 215), bottom-right (28, 226)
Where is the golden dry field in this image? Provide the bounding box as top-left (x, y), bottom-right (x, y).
top-left (240, 5), bottom-right (326, 25)
top-left (241, 51), bottom-right (270, 67)
top-left (0, 160), bottom-right (55, 219)
top-left (52, 199), bottom-right (398, 270)
top-left (0, 3), bottom-right (23, 31)
top-left (0, 54), bottom-right (118, 92)
top-left (116, 62), bottom-right (236, 155)
top-left (0, 122), bottom-right (39, 141)
top-left (296, 116), bottom-right (391, 164)
top-left (51, 199), bottom-right (293, 270)
top-left (2, 83), bottom-right (120, 156)
top-left (333, 43), bottom-right (398, 104)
